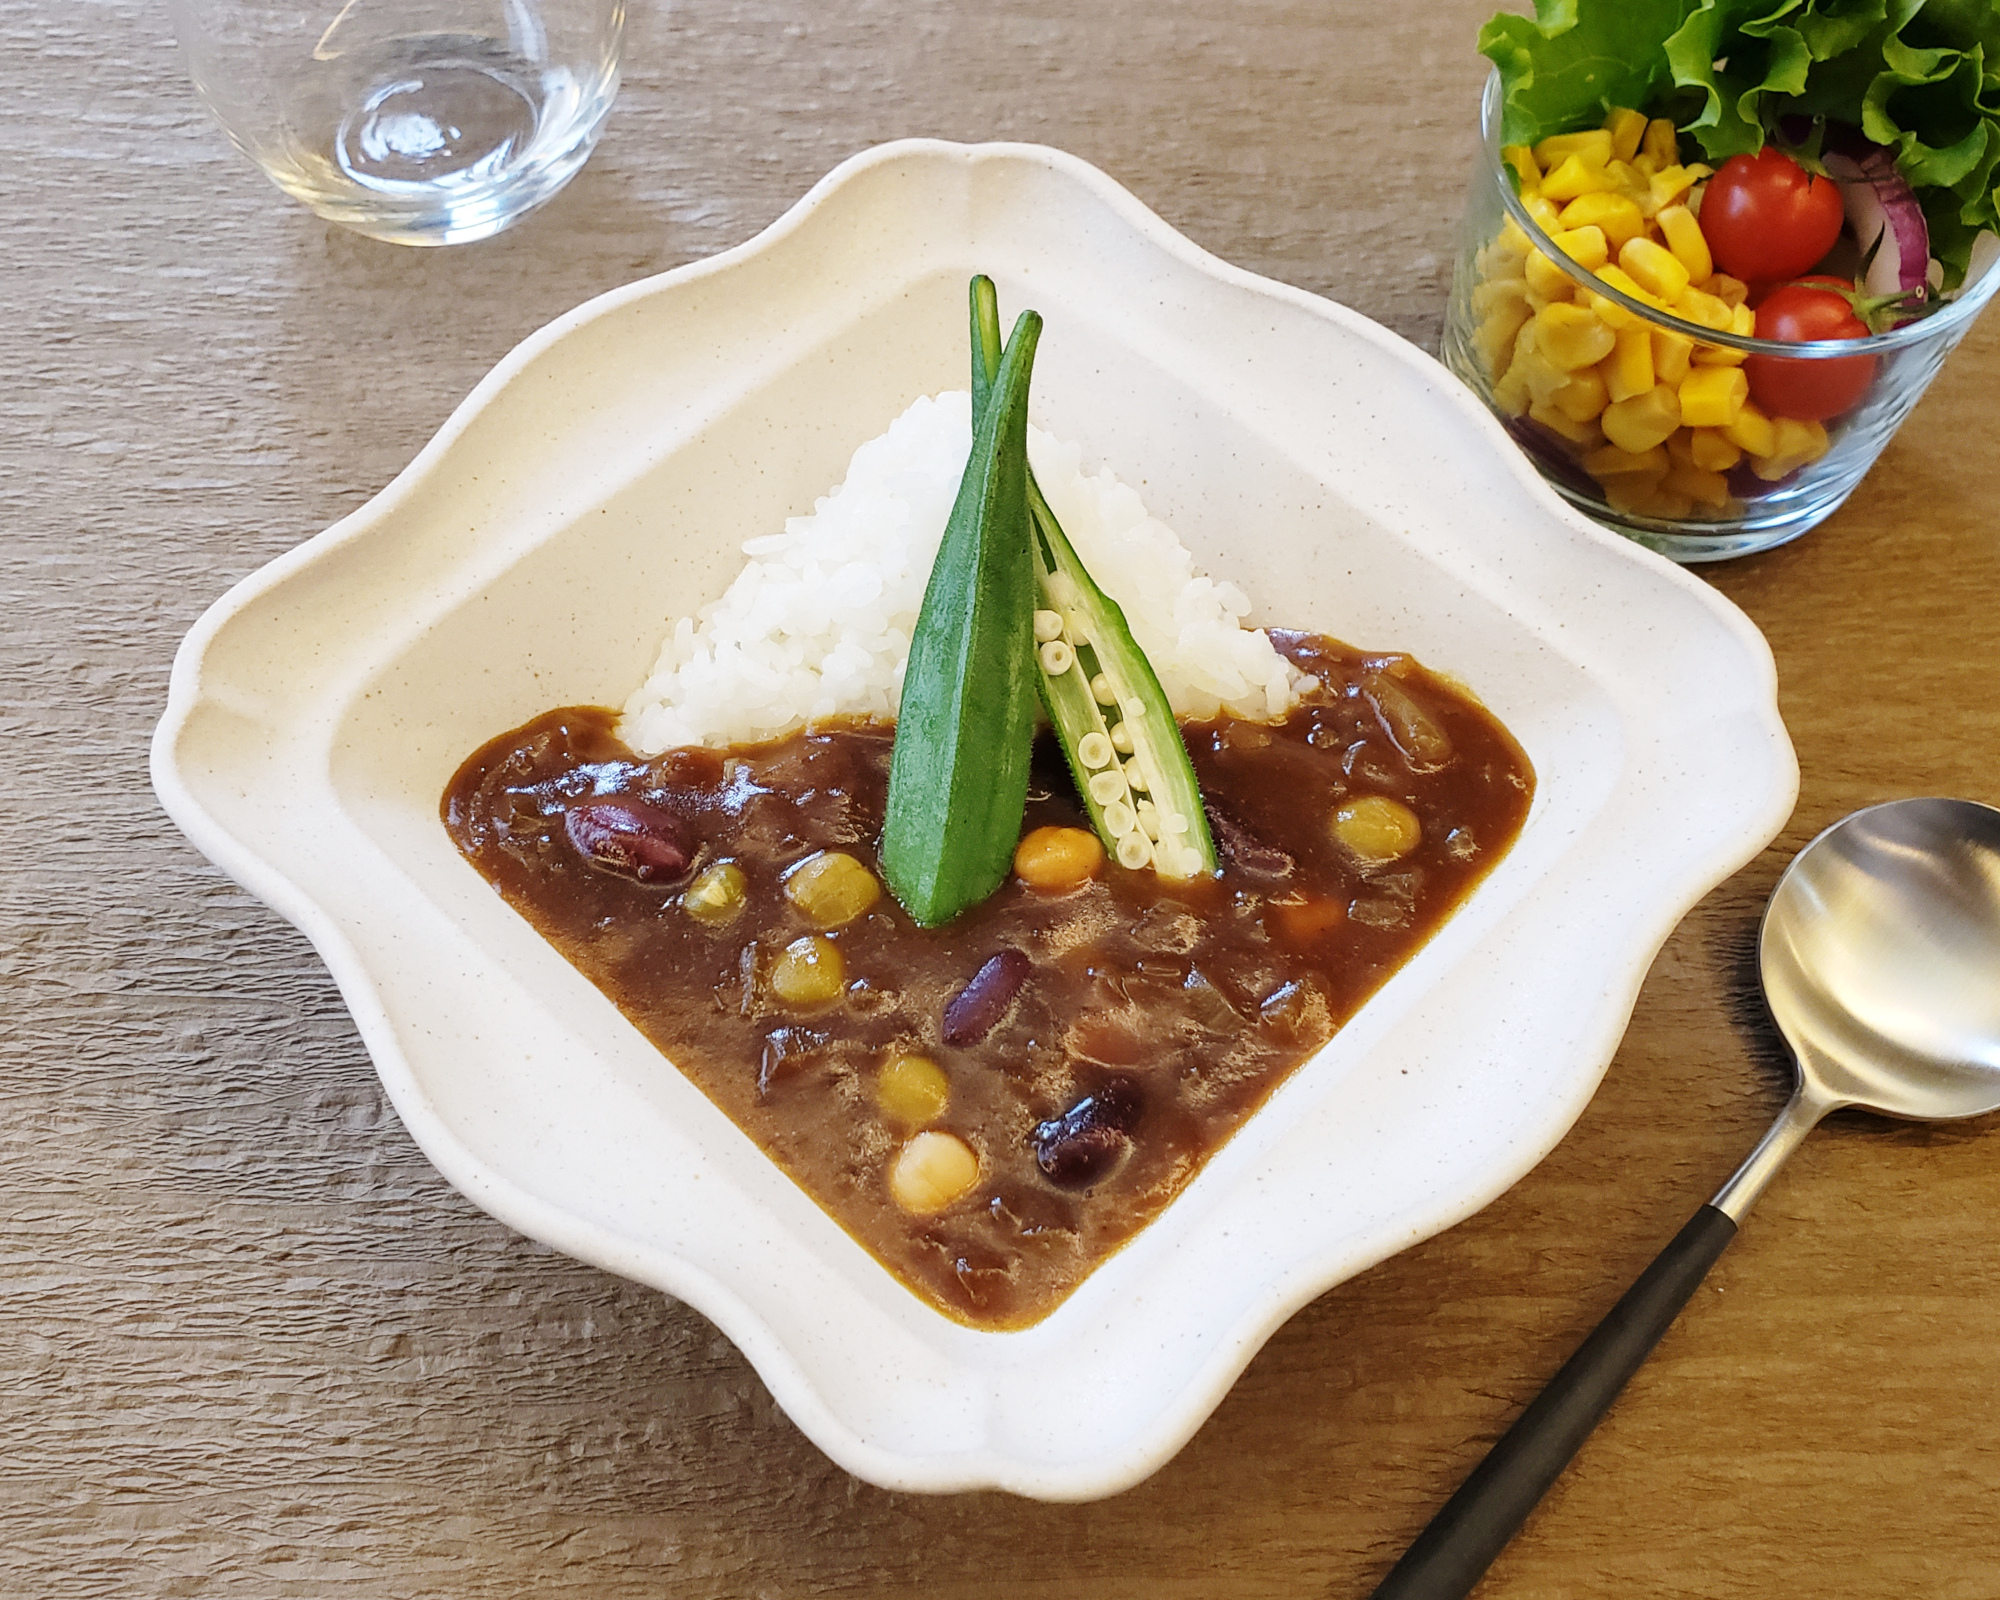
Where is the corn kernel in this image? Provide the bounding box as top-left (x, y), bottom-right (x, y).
top-left (1601, 383), bottom-right (1683, 452)
top-left (1551, 365), bottom-right (1609, 422)
top-left (769, 934), bottom-right (846, 1006)
top-left (1517, 343), bottom-right (1572, 408)
top-left (1474, 299), bottom-right (1533, 373)
top-left (1581, 443), bottom-right (1669, 482)
top-left (1497, 216), bottom-right (1535, 257)
top-left (876, 1053), bottom-right (950, 1129)
top-left (1332, 796), bottom-right (1422, 864)
top-left (1678, 366), bottom-right (1749, 428)
top-left (1480, 240), bottom-right (1529, 282)
top-left (1664, 458), bottom-right (1732, 509)
top-left (683, 861), bottom-right (748, 925)
top-left (1655, 205), bottom-right (1712, 282)
top-left (1524, 248), bottom-right (1577, 301)
top-left (1525, 193), bottom-right (1564, 232)
top-left (1688, 427), bottom-right (1743, 472)
top-left (1604, 107), bottom-right (1648, 163)
top-left (1651, 327), bottom-right (1695, 384)
top-left (1611, 480), bottom-right (1695, 520)
top-left (1585, 265), bottom-right (1663, 332)
top-left (784, 850), bottom-right (881, 928)
top-left (1603, 158), bottom-right (1647, 197)
top-left (1596, 264), bottom-right (1665, 309)
top-left (1707, 273), bottom-right (1749, 307)
top-left (1502, 145), bottom-right (1541, 192)
top-left (1532, 302), bottom-right (1616, 370)
top-left (1558, 191), bottom-right (1647, 248)
top-left (1602, 324), bottom-right (1656, 402)
top-left (1722, 401), bottom-right (1776, 457)
top-left (1535, 128), bottom-right (1616, 168)
top-left (888, 1131), bottom-right (980, 1215)
top-left (1647, 164), bottom-right (1697, 213)
top-left (1750, 417), bottom-right (1831, 480)
top-left (1472, 277), bottom-right (1532, 317)
top-left (1549, 224), bottom-right (1609, 270)
top-left (1013, 825), bottom-right (1104, 892)
top-left (1691, 337), bottom-right (1749, 369)
top-left (1538, 152), bottom-right (1607, 203)
top-left (1731, 302), bottom-right (1756, 336)
top-left (1528, 401), bottom-right (1604, 448)
top-left (1675, 285), bottom-right (1734, 332)
top-left (1642, 118), bottom-right (1679, 166)
top-left (1620, 236), bottom-right (1692, 302)
top-left (1491, 360), bottom-right (1531, 417)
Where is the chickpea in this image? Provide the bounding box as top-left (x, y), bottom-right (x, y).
top-left (1013, 825), bottom-right (1104, 892)
top-left (768, 934), bottom-right (845, 1006)
top-left (1331, 795), bottom-right (1423, 865)
top-left (783, 850), bottom-right (881, 928)
top-left (887, 1131), bottom-right (980, 1215)
top-left (682, 861), bottom-right (748, 925)
top-left (875, 1053), bottom-right (949, 1129)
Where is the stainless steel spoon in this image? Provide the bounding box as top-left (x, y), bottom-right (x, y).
top-left (1371, 797), bottom-right (2000, 1600)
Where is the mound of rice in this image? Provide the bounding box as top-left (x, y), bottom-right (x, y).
top-left (621, 391), bottom-right (1311, 754)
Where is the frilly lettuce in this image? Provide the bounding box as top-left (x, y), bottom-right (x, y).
top-left (1479, 0), bottom-right (2000, 283)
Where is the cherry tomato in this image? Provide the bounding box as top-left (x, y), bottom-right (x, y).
top-left (1699, 148), bottom-right (1845, 282)
top-left (1745, 280), bottom-right (1876, 422)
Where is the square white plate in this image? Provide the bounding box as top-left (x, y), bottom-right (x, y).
top-left (152, 139), bottom-right (1795, 1500)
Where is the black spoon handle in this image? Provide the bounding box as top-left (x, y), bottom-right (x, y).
top-left (1368, 1204), bottom-right (1739, 1600)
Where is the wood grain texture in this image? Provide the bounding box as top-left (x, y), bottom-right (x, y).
top-left (4, 0), bottom-right (1998, 1595)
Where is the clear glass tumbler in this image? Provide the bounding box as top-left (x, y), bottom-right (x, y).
top-left (170, 0), bottom-right (625, 246)
top-left (1442, 74), bottom-right (2000, 562)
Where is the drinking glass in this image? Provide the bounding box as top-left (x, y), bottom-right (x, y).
top-left (169, 0), bottom-right (625, 246)
top-left (1441, 73), bottom-right (2000, 562)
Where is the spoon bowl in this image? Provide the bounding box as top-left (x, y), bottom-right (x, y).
top-left (1761, 797), bottom-right (2000, 1120)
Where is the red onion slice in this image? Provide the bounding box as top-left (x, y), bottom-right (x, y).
top-left (1823, 142), bottom-right (1930, 299)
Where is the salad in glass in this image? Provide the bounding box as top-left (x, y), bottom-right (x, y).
top-left (1443, 0), bottom-right (2000, 560)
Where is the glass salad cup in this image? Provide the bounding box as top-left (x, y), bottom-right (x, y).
top-left (1442, 74), bottom-right (2000, 562)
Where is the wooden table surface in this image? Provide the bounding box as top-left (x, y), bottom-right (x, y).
top-left (7, 2), bottom-right (1999, 1595)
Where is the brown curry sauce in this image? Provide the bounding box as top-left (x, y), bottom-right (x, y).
top-left (443, 633), bottom-right (1532, 1328)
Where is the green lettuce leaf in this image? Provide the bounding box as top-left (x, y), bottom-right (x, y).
top-left (1476, 0), bottom-right (2000, 287)
top-left (1666, 0), bottom-right (1815, 159)
top-left (1478, 0), bottom-right (1694, 146)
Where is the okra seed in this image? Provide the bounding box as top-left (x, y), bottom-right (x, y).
top-left (1110, 723), bottom-right (1134, 754)
top-left (1087, 770), bottom-right (1128, 807)
top-left (1163, 811), bottom-right (1190, 835)
top-left (1032, 609), bottom-right (1065, 643)
top-left (888, 1131), bottom-right (980, 1215)
top-left (1137, 800), bottom-right (1162, 839)
top-left (1101, 799), bottom-right (1137, 837)
top-left (1123, 759), bottom-right (1148, 792)
top-left (1116, 832), bottom-right (1154, 869)
top-left (1090, 674), bottom-right (1117, 706)
top-left (1039, 640), bottom-right (1075, 676)
top-left (1076, 731), bottom-right (1114, 769)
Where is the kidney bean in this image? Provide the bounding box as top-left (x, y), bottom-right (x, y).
top-left (942, 948), bottom-right (1032, 1046)
top-left (1032, 1075), bottom-right (1143, 1189)
top-left (563, 798), bottom-right (691, 883)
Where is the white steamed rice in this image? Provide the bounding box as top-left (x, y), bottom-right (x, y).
top-left (621, 391), bottom-right (1311, 754)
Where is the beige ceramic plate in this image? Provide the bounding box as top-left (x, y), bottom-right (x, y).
top-left (152, 139), bottom-right (1796, 1500)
